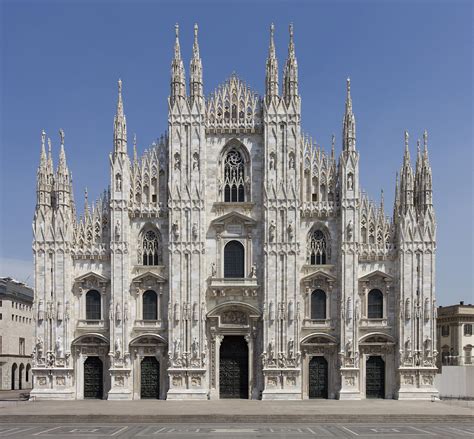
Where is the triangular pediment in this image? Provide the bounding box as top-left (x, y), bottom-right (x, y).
top-left (75, 271), bottom-right (109, 284)
top-left (211, 211), bottom-right (257, 228)
top-left (359, 270), bottom-right (393, 282)
top-left (132, 271), bottom-right (167, 284)
top-left (301, 268), bottom-right (337, 283)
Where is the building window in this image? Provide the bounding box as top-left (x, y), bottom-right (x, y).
top-left (368, 289), bottom-right (383, 319)
top-left (223, 150), bottom-right (245, 202)
top-left (441, 325), bottom-right (450, 337)
top-left (0, 300), bottom-right (2, 306)
top-left (0, 313), bottom-right (2, 320)
top-left (0, 336), bottom-right (2, 353)
top-left (142, 230), bottom-right (161, 266)
top-left (465, 346), bottom-right (472, 365)
top-left (224, 240), bottom-right (245, 278)
top-left (308, 230), bottom-right (328, 265)
top-left (464, 324), bottom-right (473, 336)
top-left (19, 338), bottom-right (25, 356)
top-left (143, 290), bottom-right (158, 320)
top-left (26, 364), bottom-right (31, 382)
top-left (85, 290), bottom-right (101, 320)
top-left (311, 289), bottom-right (327, 320)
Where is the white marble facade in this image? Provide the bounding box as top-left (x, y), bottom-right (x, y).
top-left (31, 24), bottom-right (438, 400)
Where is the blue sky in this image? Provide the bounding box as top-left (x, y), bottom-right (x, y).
top-left (0, 0), bottom-right (472, 305)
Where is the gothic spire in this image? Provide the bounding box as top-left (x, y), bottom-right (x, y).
top-left (400, 130), bottom-right (414, 212)
top-left (171, 23), bottom-right (186, 103)
top-left (393, 172), bottom-right (400, 221)
top-left (113, 79), bottom-right (127, 156)
top-left (422, 129), bottom-right (433, 208)
top-left (283, 23), bottom-right (298, 102)
top-left (36, 129), bottom-right (50, 207)
top-left (189, 23), bottom-right (203, 105)
top-left (265, 23), bottom-right (279, 102)
top-left (342, 78), bottom-right (356, 151)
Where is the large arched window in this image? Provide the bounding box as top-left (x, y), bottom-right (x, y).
top-left (223, 150), bottom-right (245, 202)
top-left (368, 289), bottom-right (383, 319)
top-left (311, 289), bottom-right (327, 320)
top-left (143, 290), bottom-right (158, 321)
top-left (142, 230), bottom-right (161, 266)
top-left (224, 240), bottom-right (245, 278)
top-left (308, 230), bottom-right (328, 265)
top-left (86, 290), bottom-right (101, 320)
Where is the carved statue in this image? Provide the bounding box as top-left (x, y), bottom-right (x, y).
top-left (269, 301), bottom-right (275, 321)
top-left (245, 176), bottom-right (251, 196)
top-left (65, 301), bottom-right (70, 320)
top-left (55, 336), bottom-right (63, 358)
top-left (345, 338), bottom-right (353, 358)
top-left (289, 153), bottom-right (295, 169)
top-left (346, 297), bottom-right (352, 322)
top-left (347, 220), bottom-right (353, 241)
top-left (36, 336), bottom-right (44, 359)
top-left (269, 153), bottom-right (275, 170)
top-left (288, 300), bottom-right (294, 321)
top-left (172, 221), bottom-right (180, 240)
top-left (192, 302), bottom-right (198, 322)
top-left (287, 221), bottom-right (293, 240)
top-left (174, 152), bottom-right (181, 170)
top-left (115, 173), bottom-right (122, 191)
top-left (191, 338), bottom-right (199, 359)
top-left (211, 262), bottom-right (217, 277)
top-left (192, 152), bottom-right (199, 170)
top-left (109, 301), bottom-right (114, 321)
top-left (173, 338), bottom-right (181, 358)
top-left (124, 301), bottom-right (129, 321)
top-left (115, 338), bottom-right (121, 357)
top-left (347, 173), bottom-right (354, 190)
top-left (38, 299), bottom-right (44, 321)
top-left (355, 299), bottom-right (360, 320)
top-left (269, 220), bottom-right (276, 241)
top-left (250, 264), bottom-right (257, 278)
top-left (115, 302), bottom-right (122, 322)
top-left (268, 339), bottom-right (275, 359)
top-left (115, 220), bottom-right (121, 241)
top-left (405, 298), bottom-right (411, 320)
top-left (192, 223), bottom-right (198, 240)
top-left (56, 301), bottom-right (63, 321)
top-left (174, 301), bottom-right (180, 322)
top-left (288, 338), bottom-right (295, 358)
top-left (405, 337), bottom-right (412, 352)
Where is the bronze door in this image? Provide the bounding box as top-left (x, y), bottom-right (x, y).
top-left (219, 336), bottom-right (248, 399)
top-left (366, 356), bottom-right (385, 398)
top-left (84, 356), bottom-right (103, 399)
top-left (309, 356), bottom-right (328, 398)
top-left (141, 356), bottom-right (160, 399)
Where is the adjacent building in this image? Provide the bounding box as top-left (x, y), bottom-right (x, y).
top-left (0, 277), bottom-right (34, 390)
top-left (437, 302), bottom-right (474, 367)
top-left (31, 24), bottom-right (438, 400)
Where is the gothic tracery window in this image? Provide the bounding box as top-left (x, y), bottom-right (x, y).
top-left (223, 150), bottom-right (245, 202)
top-left (142, 230), bottom-right (161, 266)
top-left (308, 230), bottom-right (328, 265)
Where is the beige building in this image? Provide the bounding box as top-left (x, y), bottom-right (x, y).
top-left (0, 277), bottom-right (34, 390)
top-left (437, 302), bottom-right (474, 367)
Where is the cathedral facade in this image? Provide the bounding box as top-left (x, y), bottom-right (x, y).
top-left (31, 24), bottom-right (439, 400)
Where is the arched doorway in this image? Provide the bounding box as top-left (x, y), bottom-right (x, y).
top-left (141, 357), bottom-right (160, 399)
top-left (19, 364), bottom-right (24, 390)
top-left (309, 356), bottom-right (328, 398)
top-left (219, 336), bottom-right (248, 399)
top-left (84, 356), bottom-right (103, 399)
top-left (366, 356), bottom-right (385, 398)
top-left (11, 363), bottom-right (17, 390)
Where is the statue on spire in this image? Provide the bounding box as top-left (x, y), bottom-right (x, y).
top-left (342, 78), bottom-right (356, 151)
top-left (283, 23), bottom-right (298, 102)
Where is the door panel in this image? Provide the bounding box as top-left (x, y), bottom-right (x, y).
top-left (141, 357), bottom-right (160, 399)
top-left (309, 356), bottom-right (328, 398)
top-left (84, 356), bottom-right (103, 399)
top-left (219, 336), bottom-right (248, 399)
top-left (366, 356), bottom-right (385, 398)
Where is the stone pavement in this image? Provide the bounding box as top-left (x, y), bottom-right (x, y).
top-left (0, 399), bottom-right (472, 423)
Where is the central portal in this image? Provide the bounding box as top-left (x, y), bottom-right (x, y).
top-left (219, 336), bottom-right (249, 399)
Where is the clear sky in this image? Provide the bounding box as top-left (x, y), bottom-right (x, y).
top-left (0, 0), bottom-right (472, 305)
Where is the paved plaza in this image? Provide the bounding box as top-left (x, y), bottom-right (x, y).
top-left (0, 422), bottom-right (473, 438)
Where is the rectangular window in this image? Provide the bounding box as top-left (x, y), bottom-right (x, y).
top-left (441, 325), bottom-right (450, 337)
top-left (464, 324), bottom-right (473, 336)
top-left (0, 313), bottom-right (2, 320)
top-left (0, 300), bottom-right (2, 306)
top-left (19, 337), bottom-right (25, 355)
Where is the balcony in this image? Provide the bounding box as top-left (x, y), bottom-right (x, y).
top-left (133, 319), bottom-right (164, 331)
top-left (359, 318), bottom-right (389, 328)
top-left (303, 318), bottom-right (333, 329)
top-left (77, 319), bottom-right (107, 332)
top-left (208, 277), bottom-right (259, 297)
